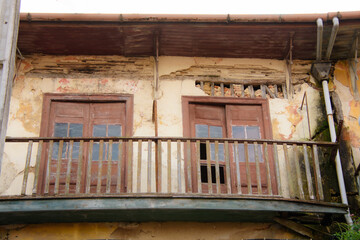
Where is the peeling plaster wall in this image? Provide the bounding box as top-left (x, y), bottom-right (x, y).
top-left (0, 54), bottom-right (345, 239)
top-left (1, 55), bottom-right (326, 196)
top-left (333, 60), bottom-right (360, 199)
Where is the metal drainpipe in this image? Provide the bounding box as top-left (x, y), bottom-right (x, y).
top-left (325, 17), bottom-right (339, 60)
top-left (316, 18), bottom-right (323, 61)
top-left (316, 17), bottom-right (353, 225)
top-left (322, 81), bottom-right (353, 225)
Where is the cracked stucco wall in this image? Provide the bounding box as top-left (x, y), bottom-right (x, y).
top-left (0, 54), bottom-right (346, 239)
top-left (1, 55), bottom-right (326, 196)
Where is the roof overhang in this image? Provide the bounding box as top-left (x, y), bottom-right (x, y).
top-left (17, 12), bottom-right (360, 60)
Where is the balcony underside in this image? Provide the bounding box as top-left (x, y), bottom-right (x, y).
top-left (0, 195), bottom-right (347, 224)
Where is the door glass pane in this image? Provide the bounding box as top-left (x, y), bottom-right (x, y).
top-left (93, 125), bottom-right (106, 161)
top-left (93, 124), bottom-right (121, 161)
top-left (247, 126), bottom-right (260, 139)
top-left (52, 123), bottom-right (68, 159)
top-left (232, 126), bottom-right (245, 162)
top-left (54, 123), bottom-right (68, 137)
top-left (209, 126), bottom-right (222, 138)
top-left (108, 124), bottom-right (121, 137)
top-left (232, 125), bottom-right (263, 162)
top-left (93, 125), bottom-right (106, 137)
top-left (209, 126), bottom-right (224, 161)
top-left (232, 126), bottom-right (245, 139)
top-left (108, 124), bottom-right (121, 160)
top-left (246, 126), bottom-right (263, 162)
top-left (69, 123), bottom-right (83, 159)
top-left (195, 124), bottom-right (208, 137)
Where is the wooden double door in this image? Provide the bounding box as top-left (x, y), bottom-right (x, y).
top-left (40, 96), bottom-right (132, 195)
top-left (186, 97), bottom-right (277, 194)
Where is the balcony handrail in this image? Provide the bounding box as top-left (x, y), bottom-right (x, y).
top-left (5, 136), bottom-right (338, 147)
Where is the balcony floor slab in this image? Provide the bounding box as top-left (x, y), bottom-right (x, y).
top-left (0, 195), bottom-right (348, 224)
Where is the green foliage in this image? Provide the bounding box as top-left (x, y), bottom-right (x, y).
top-left (334, 218), bottom-right (360, 240)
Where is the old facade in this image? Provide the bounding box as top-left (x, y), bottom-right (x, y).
top-left (0, 10), bottom-right (360, 239)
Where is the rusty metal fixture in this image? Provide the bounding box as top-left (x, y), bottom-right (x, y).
top-left (310, 61), bottom-right (332, 82)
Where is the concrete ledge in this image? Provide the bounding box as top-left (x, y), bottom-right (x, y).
top-left (0, 197), bottom-right (347, 224)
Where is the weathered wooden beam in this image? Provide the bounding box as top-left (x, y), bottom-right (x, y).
top-left (274, 217), bottom-right (314, 239)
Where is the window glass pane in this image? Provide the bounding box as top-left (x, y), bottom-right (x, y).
top-left (246, 126), bottom-right (260, 139)
top-left (93, 125), bottom-right (106, 137)
top-left (209, 126), bottom-right (222, 138)
top-left (195, 124), bottom-right (208, 138)
top-left (232, 126), bottom-right (245, 139)
top-left (108, 124), bottom-right (121, 137)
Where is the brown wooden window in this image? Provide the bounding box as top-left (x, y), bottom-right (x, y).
top-left (182, 96), bottom-right (277, 194)
top-left (39, 94), bottom-right (133, 194)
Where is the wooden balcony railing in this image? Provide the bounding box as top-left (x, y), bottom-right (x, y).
top-left (3, 137), bottom-right (337, 202)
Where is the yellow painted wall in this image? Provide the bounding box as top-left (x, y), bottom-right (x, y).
top-left (334, 59), bottom-right (360, 166)
top-left (0, 222), bottom-right (304, 240)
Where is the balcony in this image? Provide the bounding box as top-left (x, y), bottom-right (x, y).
top-left (0, 136), bottom-right (347, 224)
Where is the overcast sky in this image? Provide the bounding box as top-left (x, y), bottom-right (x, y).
top-left (20, 0), bottom-right (360, 14)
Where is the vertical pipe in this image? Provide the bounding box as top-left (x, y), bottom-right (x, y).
top-left (325, 17), bottom-right (339, 60)
top-left (322, 80), bottom-right (353, 225)
top-left (316, 18), bottom-right (323, 61)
